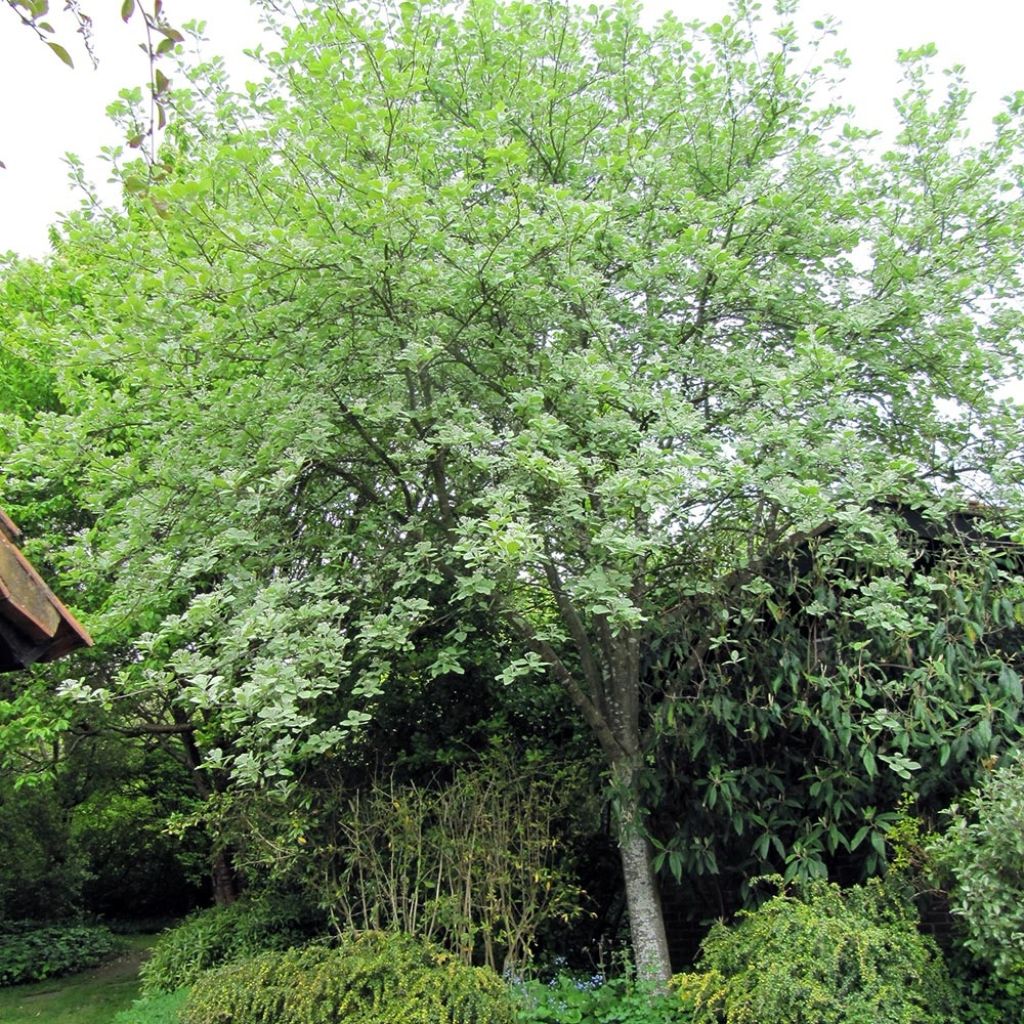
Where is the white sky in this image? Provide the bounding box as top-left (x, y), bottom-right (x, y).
top-left (1, 1), bottom-right (1023, 257)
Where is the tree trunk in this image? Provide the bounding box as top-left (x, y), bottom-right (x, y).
top-left (508, 611), bottom-right (673, 980)
top-left (612, 758), bottom-right (672, 983)
top-left (170, 710), bottom-right (240, 907)
top-left (211, 848), bottom-right (239, 906)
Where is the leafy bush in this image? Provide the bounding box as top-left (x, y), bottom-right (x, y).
top-left (0, 921), bottom-right (119, 985)
top-left (0, 780), bottom-right (91, 920)
top-left (140, 897), bottom-right (312, 994)
top-left (672, 879), bottom-right (954, 1024)
top-left (111, 988), bottom-right (189, 1024)
top-left (928, 754), bottom-right (1024, 984)
top-left (324, 752), bottom-right (585, 973)
top-left (517, 972), bottom-right (689, 1024)
top-left (183, 930), bottom-right (514, 1024)
top-left (941, 947), bottom-right (1024, 1024)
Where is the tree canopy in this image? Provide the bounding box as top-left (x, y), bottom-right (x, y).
top-left (2, 0), bottom-right (1024, 978)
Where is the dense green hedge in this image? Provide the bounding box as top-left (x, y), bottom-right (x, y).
top-left (183, 931), bottom-right (514, 1024)
top-left (0, 921), bottom-right (119, 985)
top-left (673, 880), bottom-right (955, 1024)
top-left (140, 898), bottom-right (312, 994)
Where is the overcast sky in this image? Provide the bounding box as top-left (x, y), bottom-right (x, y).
top-left (1, 1), bottom-right (1022, 258)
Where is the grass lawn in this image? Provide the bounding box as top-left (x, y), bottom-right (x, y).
top-left (0, 933), bottom-right (154, 1024)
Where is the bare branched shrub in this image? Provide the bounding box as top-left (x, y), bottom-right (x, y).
top-left (326, 751), bottom-right (585, 974)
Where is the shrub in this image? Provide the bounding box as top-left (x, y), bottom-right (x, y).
top-left (517, 972), bottom-right (689, 1024)
top-left (182, 930), bottom-right (515, 1024)
top-left (326, 753), bottom-right (585, 973)
top-left (941, 947), bottom-right (1023, 1024)
top-left (111, 988), bottom-right (189, 1024)
top-left (140, 897), bottom-right (312, 994)
top-left (672, 879), bottom-right (954, 1024)
top-left (927, 754), bottom-right (1024, 984)
top-left (0, 921), bottom-right (119, 985)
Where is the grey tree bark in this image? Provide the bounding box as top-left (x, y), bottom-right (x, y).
top-left (612, 758), bottom-right (672, 983)
top-left (512, 607), bottom-right (674, 981)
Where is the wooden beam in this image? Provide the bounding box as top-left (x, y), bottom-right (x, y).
top-left (0, 508), bottom-right (92, 671)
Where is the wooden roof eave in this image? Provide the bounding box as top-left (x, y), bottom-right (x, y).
top-left (0, 512), bottom-right (92, 671)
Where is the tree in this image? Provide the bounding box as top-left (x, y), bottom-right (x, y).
top-left (2, 0), bottom-right (1024, 979)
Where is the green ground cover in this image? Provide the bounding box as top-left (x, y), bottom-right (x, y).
top-left (0, 933), bottom-right (153, 1024)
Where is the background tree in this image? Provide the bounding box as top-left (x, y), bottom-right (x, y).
top-left (644, 515), bottom-right (1024, 920)
top-left (2, 0), bottom-right (1023, 980)
top-left (0, 729), bottom-right (206, 922)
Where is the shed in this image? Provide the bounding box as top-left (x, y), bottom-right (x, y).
top-left (0, 509), bottom-right (92, 672)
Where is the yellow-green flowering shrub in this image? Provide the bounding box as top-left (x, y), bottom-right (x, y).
top-left (182, 931), bottom-right (514, 1024)
top-left (672, 879), bottom-right (954, 1024)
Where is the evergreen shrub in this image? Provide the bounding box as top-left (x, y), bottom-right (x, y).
top-left (0, 921), bottom-right (119, 985)
top-left (672, 879), bottom-right (954, 1024)
top-left (140, 897), bottom-right (311, 994)
top-left (182, 930), bottom-right (514, 1024)
top-left (928, 754), bottom-right (1024, 983)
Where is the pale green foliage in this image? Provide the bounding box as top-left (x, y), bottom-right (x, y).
top-left (673, 880), bottom-right (955, 1024)
top-left (2, 0), bottom-right (1024, 975)
top-left (182, 931), bottom-right (514, 1024)
top-left (928, 754), bottom-right (1024, 982)
top-left (4, 0), bottom-right (1018, 787)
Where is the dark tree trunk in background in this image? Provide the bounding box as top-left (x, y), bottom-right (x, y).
top-left (211, 848), bottom-right (239, 906)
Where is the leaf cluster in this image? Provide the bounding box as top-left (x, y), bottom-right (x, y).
top-left (516, 972), bottom-right (688, 1024)
top-left (0, 921), bottom-right (119, 986)
top-left (928, 753), bottom-right (1024, 983)
top-left (111, 988), bottom-right (189, 1024)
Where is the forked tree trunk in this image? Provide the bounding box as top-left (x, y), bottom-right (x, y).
top-left (509, 611), bottom-right (673, 980)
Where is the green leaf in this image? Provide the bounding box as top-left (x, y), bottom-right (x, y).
top-left (46, 41), bottom-right (73, 67)
top-left (850, 825), bottom-right (871, 851)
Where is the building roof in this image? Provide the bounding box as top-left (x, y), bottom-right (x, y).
top-left (0, 509), bottom-right (92, 672)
